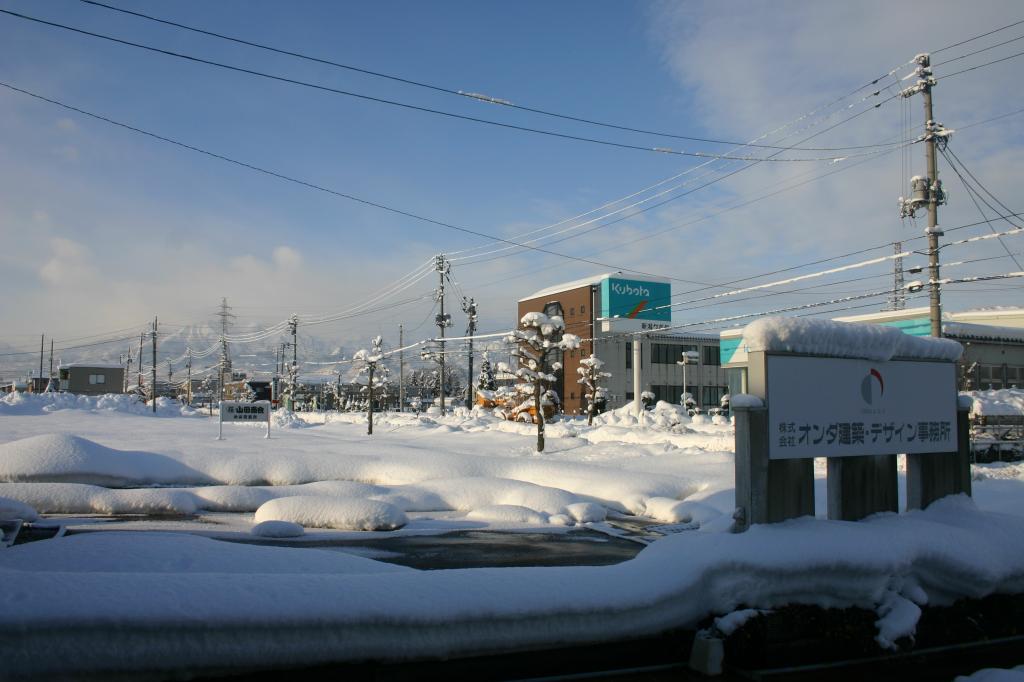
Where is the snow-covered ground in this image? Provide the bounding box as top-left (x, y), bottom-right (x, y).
top-left (1, 390), bottom-right (1023, 677)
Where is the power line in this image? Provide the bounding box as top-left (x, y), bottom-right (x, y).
top-left (944, 47), bottom-right (1024, 79)
top-left (0, 80), bottom-right (719, 287)
top-left (77, 0), bottom-right (904, 154)
top-left (0, 9), bottom-right (864, 163)
top-left (931, 17), bottom-right (1024, 54)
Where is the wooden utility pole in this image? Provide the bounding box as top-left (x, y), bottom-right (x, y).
top-left (367, 363), bottom-right (375, 435)
top-left (138, 332), bottom-right (145, 388)
top-left (399, 324), bottom-right (405, 412)
top-left (463, 297), bottom-right (477, 408)
top-left (151, 317), bottom-right (157, 413)
top-left (436, 255), bottom-right (448, 415)
top-left (38, 334), bottom-right (44, 390)
top-left (48, 339), bottom-right (53, 389)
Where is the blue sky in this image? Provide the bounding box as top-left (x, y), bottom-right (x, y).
top-left (1, 0), bottom-right (1023, 370)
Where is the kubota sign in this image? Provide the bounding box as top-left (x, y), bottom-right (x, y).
top-left (600, 277), bottom-right (670, 321)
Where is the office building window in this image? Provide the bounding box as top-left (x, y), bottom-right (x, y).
top-left (702, 386), bottom-right (727, 406)
top-left (652, 343), bottom-right (698, 364)
top-left (626, 343), bottom-right (643, 369)
top-left (703, 346), bottom-right (721, 366)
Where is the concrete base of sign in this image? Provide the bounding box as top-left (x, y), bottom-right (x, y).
top-left (827, 455), bottom-right (898, 521)
top-left (734, 406), bottom-right (815, 532)
top-left (907, 407), bottom-right (972, 511)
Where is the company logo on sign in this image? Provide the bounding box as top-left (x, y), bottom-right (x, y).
top-left (860, 368), bottom-right (884, 405)
top-left (610, 282), bottom-right (650, 297)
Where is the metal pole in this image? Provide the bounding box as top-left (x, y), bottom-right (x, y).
top-left (48, 338), bottom-right (53, 388)
top-left (138, 333), bottom-right (145, 388)
top-left (38, 334), bottom-right (44, 390)
top-left (186, 350), bottom-right (192, 405)
top-left (632, 337), bottom-right (642, 415)
top-left (921, 55), bottom-right (943, 338)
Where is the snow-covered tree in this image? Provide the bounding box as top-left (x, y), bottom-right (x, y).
top-left (576, 354), bottom-right (611, 425)
top-left (354, 335), bottom-right (388, 435)
top-left (476, 353), bottom-right (496, 392)
top-left (241, 381), bottom-right (257, 403)
top-left (500, 312), bottom-right (580, 452)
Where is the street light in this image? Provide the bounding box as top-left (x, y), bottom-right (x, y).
top-left (677, 350), bottom-right (699, 410)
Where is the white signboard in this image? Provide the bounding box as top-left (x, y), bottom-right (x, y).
top-left (218, 400), bottom-right (271, 440)
top-left (766, 355), bottom-right (956, 459)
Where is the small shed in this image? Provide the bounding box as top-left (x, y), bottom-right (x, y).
top-left (58, 363), bottom-right (125, 396)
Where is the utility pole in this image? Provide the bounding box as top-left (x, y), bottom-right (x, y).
top-left (462, 297), bottom-right (477, 408)
top-left (38, 334), bottom-right (44, 391)
top-left (124, 347), bottom-right (132, 393)
top-left (48, 338), bottom-right (53, 389)
top-left (899, 53), bottom-right (949, 337)
top-left (138, 332), bottom-right (145, 389)
top-left (399, 324), bottom-right (405, 412)
top-left (289, 314), bottom-right (298, 386)
top-left (435, 254), bottom-right (451, 414)
top-left (151, 317), bottom-right (158, 413)
top-left (186, 349), bottom-right (192, 405)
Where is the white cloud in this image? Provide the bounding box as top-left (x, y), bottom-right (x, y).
top-left (272, 245), bottom-right (302, 270)
top-left (38, 237), bottom-right (97, 287)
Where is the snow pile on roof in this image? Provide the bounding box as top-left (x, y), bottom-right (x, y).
top-left (254, 496), bottom-right (408, 531)
top-left (742, 317), bottom-right (963, 361)
top-left (944, 321), bottom-right (1024, 343)
top-left (0, 391), bottom-right (201, 418)
top-left (0, 495), bottom-right (37, 522)
top-left (964, 389), bottom-right (1024, 417)
top-left (518, 273), bottom-right (615, 302)
top-left (1, 496), bottom-right (1022, 678)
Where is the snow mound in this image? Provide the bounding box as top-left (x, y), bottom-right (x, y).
top-left (0, 434), bottom-right (210, 487)
top-left (271, 410), bottom-right (308, 429)
top-left (565, 502), bottom-right (606, 524)
top-left (254, 496), bottom-right (407, 531)
top-left (252, 520), bottom-right (305, 538)
top-left (412, 477), bottom-right (579, 516)
top-left (0, 495), bottom-right (38, 522)
top-left (742, 317), bottom-right (963, 362)
top-left (466, 504), bottom-right (549, 525)
top-left (0, 391), bottom-right (200, 417)
top-left (0, 482), bottom-right (198, 515)
top-left (965, 389), bottom-right (1024, 417)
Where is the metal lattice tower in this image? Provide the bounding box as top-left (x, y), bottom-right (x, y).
top-left (889, 241), bottom-right (906, 311)
top-left (216, 297), bottom-right (235, 401)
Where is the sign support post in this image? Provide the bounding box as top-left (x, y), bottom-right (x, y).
top-left (906, 405), bottom-right (972, 510)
